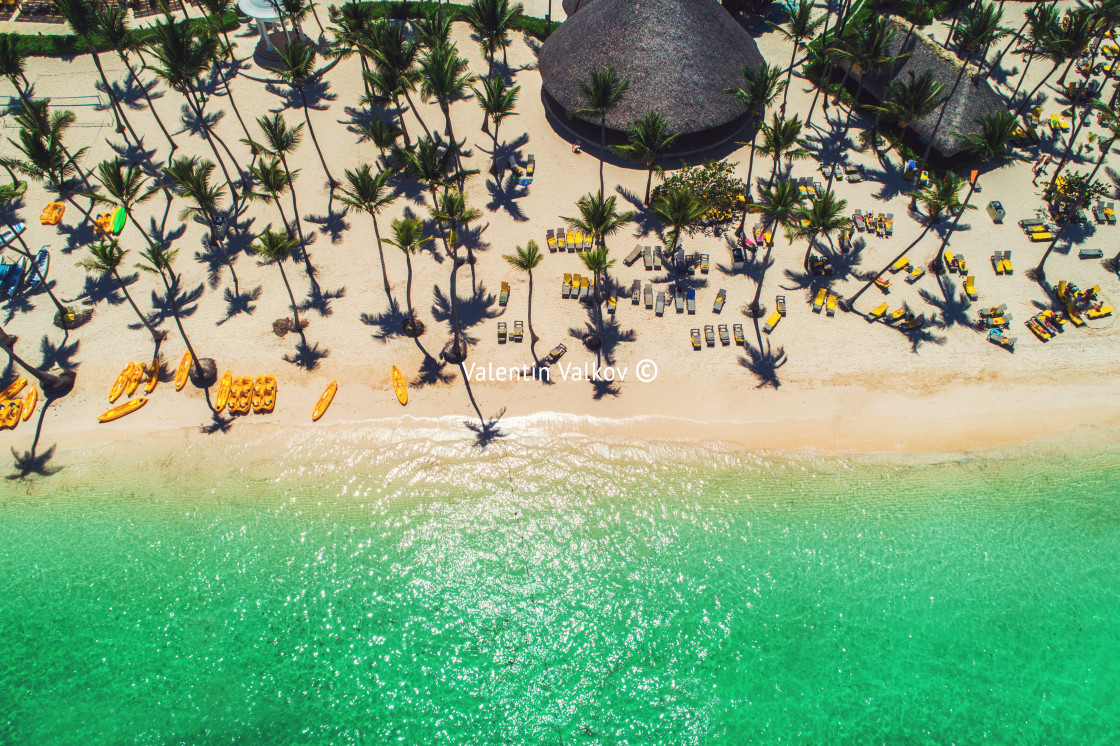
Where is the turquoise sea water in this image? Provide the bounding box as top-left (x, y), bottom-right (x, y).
top-left (1, 429), bottom-right (1119, 744)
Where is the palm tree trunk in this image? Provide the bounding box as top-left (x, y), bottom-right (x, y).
top-left (783, 42), bottom-right (799, 113)
top-left (1010, 53), bottom-right (1035, 101)
top-left (401, 89), bottom-right (433, 139)
top-left (644, 165), bottom-right (654, 204)
top-left (273, 195), bottom-right (292, 236)
top-left (598, 118), bottom-right (606, 197)
top-left (448, 254), bottom-right (465, 358)
top-left (739, 131), bottom-right (759, 233)
top-left (0, 331), bottom-right (67, 394)
top-left (393, 94), bottom-right (413, 147)
top-left (278, 153), bottom-right (313, 284)
top-left (987, 17), bottom-right (1028, 86)
top-left (846, 222), bottom-right (934, 307)
top-left (121, 55), bottom-right (176, 152)
top-left (749, 237), bottom-right (778, 314)
top-left (1050, 86), bottom-right (1093, 182)
top-left (404, 251), bottom-right (415, 323)
top-left (217, 65), bottom-right (256, 153)
top-left (1014, 60), bottom-right (1061, 118)
top-left (88, 48), bottom-right (141, 144)
top-left (527, 269), bottom-right (538, 349)
top-left (298, 87), bottom-right (337, 188)
top-left (371, 213), bottom-right (392, 303)
top-left (158, 271), bottom-right (216, 412)
top-left (11, 82), bottom-right (94, 193)
top-left (276, 259), bottom-right (303, 335)
top-left (112, 267), bottom-right (163, 346)
top-left (184, 87), bottom-right (240, 199)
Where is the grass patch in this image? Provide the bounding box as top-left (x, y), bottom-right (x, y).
top-left (1, 10), bottom-right (240, 57)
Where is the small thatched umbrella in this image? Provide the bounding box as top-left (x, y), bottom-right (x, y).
top-left (540, 0), bottom-right (766, 152)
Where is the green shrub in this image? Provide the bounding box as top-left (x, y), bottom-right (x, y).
top-left (651, 160), bottom-right (746, 225)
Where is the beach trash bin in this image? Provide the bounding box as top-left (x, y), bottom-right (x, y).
top-left (986, 200), bottom-right (1005, 224)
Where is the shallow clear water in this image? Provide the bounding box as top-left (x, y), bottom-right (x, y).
top-left (1, 431), bottom-right (1118, 744)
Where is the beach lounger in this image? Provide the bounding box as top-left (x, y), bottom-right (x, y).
top-left (500, 281), bottom-right (510, 306)
top-left (1093, 203), bottom-right (1107, 224)
top-left (713, 288), bottom-right (726, 314)
top-left (691, 328), bottom-right (701, 350)
top-left (556, 228), bottom-right (566, 251)
top-left (675, 288), bottom-right (684, 313)
top-left (884, 214), bottom-right (893, 236)
top-left (875, 277), bottom-right (891, 293)
top-left (572, 231), bottom-right (584, 250)
top-left (497, 322), bottom-right (507, 342)
top-left (964, 275), bottom-right (977, 301)
top-left (644, 245), bottom-right (653, 270)
top-left (547, 229), bottom-right (557, 252)
top-left (566, 230), bottom-right (577, 251)
top-left (1001, 251), bottom-right (1013, 274)
top-left (653, 246), bottom-right (662, 271)
top-left (888, 306), bottom-right (907, 323)
top-left (890, 256), bottom-right (910, 273)
top-left (546, 343), bottom-right (567, 363)
top-left (991, 251), bottom-right (1005, 274)
top-left (644, 283), bottom-right (653, 309)
top-left (562, 273), bottom-right (571, 298)
top-left (776, 295), bottom-right (786, 316)
top-left (1106, 202), bottom-right (1116, 224)
top-left (826, 294), bottom-right (837, 316)
top-left (943, 251), bottom-right (956, 271)
top-left (513, 321), bottom-right (523, 341)
top-left (906, 266), bottom-right (925, 284)
top-left (698, 254), bottom-right (709, 274)
top-left (956, 255), bottom-right (967, 275)
top-left (718, 324), bottom-right (730, 346)
top-left (1079, 248), bottom-right (1104, 259)
top-left (1027, 318), bottom-right (1051, 341)
top-left (624, 244), bottom-right (642, 266)
top-left (655, 291), bottom-right (665, 316)
top-left (900, 315), bottom-right (923, 331)
top-left (607, 296), bottom-right (616, 315)
top-left (813, 287), bottom-right (827, 313)
top-left (733, 324), bottom-right (745, 346)
top-left (979, 303), bottom-right (1007, 318)
top-left (988, 330), bottom-right (1016, 351)
top-left (868, 302), bottom-right (888, 321)
top-left (525, 154), bottom-right (535, 177)
top-left (580, 276), bottom-right (590, 300)
top-left (1018, 219), bottom-right (1045, 232)
top-left (854, 212), bottom-right (866, 232)
top-left (584, 234), bottom-right (593, 251)
top-left (763, 311), bottom-right (781, 334)
top-left (705, 325), bottom-right (715, 347)
top-left (687, 288), bottom-right (696, 314)
top-left (1087, 305), bottom-right (1114, 319)
top-left (631, 279), bottom-right (641, 305)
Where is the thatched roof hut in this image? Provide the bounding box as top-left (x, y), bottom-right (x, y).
top-left (539, 0), bottom-right (765, 151)
top-left (830, 20), bottom-right (1006, 158)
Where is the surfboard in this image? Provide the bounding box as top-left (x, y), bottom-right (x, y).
top-left (391, 365), bottom-right (408, 406)
top-left (214, 370), bottom-right (232, 412)
top-left (21, 386), bottom-right (37, 421)
top-left (109, 364), bottom-right (132, 403)
top-left (174, 352), bottom-right (192, 391)
top-left (1, 377), bottom-right (27, 400)
top-left (312, 380), bottom-right (337, 422)
top-left (98, 397), bottom-right (147, 423)
top-left (111, 206), bottom-right (127, 235)
top-left (126, 363), bottom-right (145, 397)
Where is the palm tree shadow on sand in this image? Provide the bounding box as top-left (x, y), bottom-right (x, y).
top-left (8, 397), bottom-right (61, 479)
top-left (740, 321), bottom-right (787, 389)
top-left (282, 336), bottom-right (329, 371)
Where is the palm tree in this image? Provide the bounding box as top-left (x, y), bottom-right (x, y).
top-left (276, 38), bottom-right (337, 189)
top-left (868, 72), bottom-right (947, 156)
top-left (392, 135), bottom-right (456, 206)
top-left (95, 5), bottom-right (177, 153)
top-left (1015, 9), bottom-right (1092, 117)
top-left (245, 157), bottom-right (296, 236)
top-left (570, 67), bottom-right (631, 197)
top-left (771, 0), bottom-right (824, 113)
top-left (359, 118), bottom-right (403, 165)
top-left (756, 113), bottom-right (811, 185)
top-left (416, 4), bottom-right (454, 50)
top-left (419, 42), bottom-right (473, 166)
top-left (55, 0), bottom-right (140, 143)
top-left (463, 0), bottom-right (524, 74)
top-left (2, 108), bottom-right (97, 227)
top-left (198, 0), bottom-right (241, 55)
top-left (433, 188), bottom-right (482, 266)
top-left (504, 240), bottom-right (543, 354)
top-left (827, 14), bottom-right (907, 135)
top-left (0, 328), bottom-right (75, 399)
top-left (724, 60), bottom-right (785, 224)
top-left (165, 155), bottom-right (241, 293)
top-left (78, 238), bottom-right (164, 350)
top-left (1009, 2), bottom-right (1060, 101)
top-left (251, 228), bottom-right (307, 342)
top-left (384, 217), bottom-right (432, 336)
top-left (562, 192), bottom-right (636, 253)
top-left (791, 189), bottom-right (851, 270)
top-left (243, 112), bottom-right (312, 278)
top-left (336, 164), bottom-right (399, 303)
top-left (743, 179), bottom-right (800, 315)
top-left (952, 111), bottom-right (1022, 162)
top-left (611, 111), bottom-right (681, 204)
top-left (363, 20), bottom-right (431, 139)
top-left (327, 1), bottom-right (377, 95)
top-left (952, 1), bottom-right (1007, 74)
top-left (579, 245), bottom-right (615, 357)
top-left (472, 74), bottom-right (520, 155)
top-left (146, 17), bottom-right (241, 198)
top-left (87, 157), bottom-right (160, 247)
top-left (650, 187), bottom-right (708, 256)
top-left (136, 243), bottom-right (217, 400)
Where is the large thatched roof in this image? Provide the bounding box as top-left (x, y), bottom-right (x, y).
top-left (830, 20), bottom-right (1006, 158)
top-left (539, 0), bottom-right (765, 136)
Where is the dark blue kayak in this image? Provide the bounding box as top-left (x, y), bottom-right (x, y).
top-left (0, 256), bottom-right (24, 297)
top-left (26, 247), bottom-right (49, 292)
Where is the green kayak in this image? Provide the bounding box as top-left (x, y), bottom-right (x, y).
top-left (111, 206), bottom-right (126, 235)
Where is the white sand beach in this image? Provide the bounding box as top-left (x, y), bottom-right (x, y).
top-left (3, 0), bottom-right (1120, 461)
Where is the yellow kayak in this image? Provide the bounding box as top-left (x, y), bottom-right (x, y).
top-left (126, 363), bottom-right (145, 397)
top-left (0, 400), bottom-right (21, 429)
top-left (312, 380), bottom-right (337, 422)
top-left (392, 365), bottom-right (408, 405)
top-left (214, 370), bottom-right (232, 412)
top-left (21, 386), bottom-right (37, 421)
top-left (252, 376), bottom-right (266, 413)
top-left (261, 375), bottom-right (276, 413)
top-left (109, 363), bottom-right (132, 403)
top-left (98, 397), bottom-right (148, 423)
top-left (144, 363), bottom-right (159, 394)
top-left (174, 352), bottom-right (192, 391)
top-left (1, 377), bottom-right (27, 400)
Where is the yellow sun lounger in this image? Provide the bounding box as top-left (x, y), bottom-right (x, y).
top-left (1029, 232), bottom-right (1053, 242)
top-left (812, 287), bottom-right (827, 313)
top-left (890, 256), bottom-right (910, 273)
top-left (826, 294), bottom-right (837, 316)
top-left (964, 275), bottom-right (977, 300)
top-left (906, 266), bottom-right (925, 284)
top-left (875, 277), bottom-right (891, 292)
top-left (1087, 305), bottom-right (1114, 319)
top-left (868, 302), bottom-right (888, 321)
top-left (763, 311), bottom-right (781, 334)
top-left (943, 250), bottom-right (955, 270)
top-left (889, 306), bottom-right (907, 322)
top-left (1001, 252), bottom-right (1013, 273)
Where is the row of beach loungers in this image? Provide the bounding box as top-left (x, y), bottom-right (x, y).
top-left (496, 321), bottom-right (525, 342)
top-left (628, 282), bottom-right (727, 316)
top-left (1092, 201), bottom-right (1117, 225)
top-left (622, 244), bottom-right (710, 274)
top-left (547, 228), bottom-right (594, 253)
top-left (691, 324), bottom-right (744, 349)
top-left (865, 302), bottom-right (925, 330)
top-left (853, 209), bottom-right (893, 237)
top-left (1019, 218), bottom-right (1054, 242)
